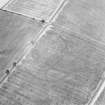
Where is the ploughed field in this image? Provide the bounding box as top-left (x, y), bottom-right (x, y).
top-left (0, 0), bottom-right (105, 105)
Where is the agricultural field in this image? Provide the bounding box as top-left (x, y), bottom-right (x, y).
top-left (0, 0), bottom-right (105, 105)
